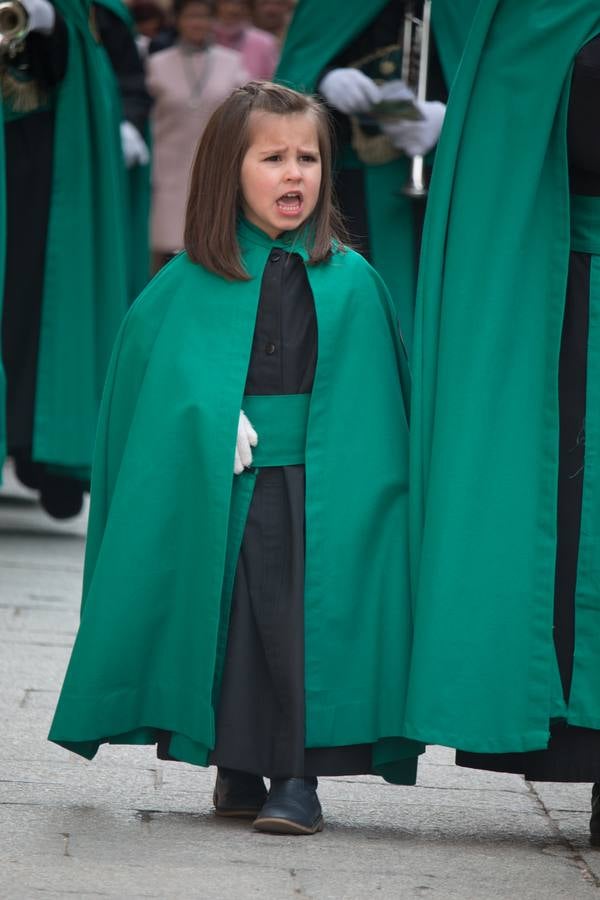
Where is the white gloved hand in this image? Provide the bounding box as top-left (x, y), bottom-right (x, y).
top-left (234, 411), bottom-right (258, 475)
top-left (120, 121), bottom-right (150, 169)
top-left (21, 0), bottom-right (55, 34)
top-left (318, 68), bottom-right (381, 115)
top-left (378, 79), bottom-right (415, 105)
top-left (381, 100), bottom-right (446, 157)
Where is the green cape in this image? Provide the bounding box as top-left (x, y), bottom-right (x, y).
top-left (95, 0), bottom-right (151, 299)
top-left (276, 0), bottom-right (479, 354)
top-left (406, 0), bottom-right (600, 753)
top-left (0, 0), bottom-right (130, 479)
top-left (49, 222), bottom-right (423, 784)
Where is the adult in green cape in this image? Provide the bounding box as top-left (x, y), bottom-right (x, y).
top-left (94, 0), bottom-right (152, 299)
top-left (405, 0), bottom-right (600, 822)
top-left (275, 0), bottom-right (478, 353)
top-left (48, 218), bottom-right (423, 786)
top-left (0, 0), bottom-right (130, 517)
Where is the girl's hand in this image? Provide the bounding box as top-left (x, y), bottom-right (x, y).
top-left (234, 411), bottom-right (258, 475)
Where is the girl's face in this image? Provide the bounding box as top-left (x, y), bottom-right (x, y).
top-left (177, 2), bottom-right (212, 44)
top-left (240, 112), bottom-right (322, 240)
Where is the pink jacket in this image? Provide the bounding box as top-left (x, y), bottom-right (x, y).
top-left (146, 44), bottom-right (248, 252)
top-left (212, 22), bottom-right (279, 80)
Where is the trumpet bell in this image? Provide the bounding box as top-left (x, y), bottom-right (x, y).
top-left (0, 0), bottom-right (29, 54)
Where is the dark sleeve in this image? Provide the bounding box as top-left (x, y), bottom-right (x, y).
top-left (568, 34), bottom-right (600, 195)
top-left (94, 4), bottom-right (152, 132)
top-left (16, 11), bottom-right (69, 87)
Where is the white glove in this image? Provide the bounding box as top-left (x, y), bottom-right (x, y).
top-left (378, 79), bottom-right (415, 105)
top-left (120, 121), bottom-right (150, 169)
top-left (381, 101), bottom-right (446, 157)
top-left (22, 0), bottom-right (55, 34)
top-left (318, 68), bottom-right (381, 115)
top-left (234, 411), bottom-right (258, 475)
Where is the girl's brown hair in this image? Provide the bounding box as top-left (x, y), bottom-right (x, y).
top-left (184, 80), bottom-right (347, 280)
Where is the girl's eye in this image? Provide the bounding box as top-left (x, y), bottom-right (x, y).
top-left (265, 155), bottom-right (281, 162)
top-left (300, 155), bottom-right (318, 163)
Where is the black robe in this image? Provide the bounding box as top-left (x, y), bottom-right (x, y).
top-left (1, 16), bottom-right (69, 456)
top-left (457, 35), bottom-right (600, 782)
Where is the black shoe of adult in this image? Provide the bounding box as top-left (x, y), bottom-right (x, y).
top-left (253, 777), bottom-right (323, 835)
top-left (213, 768), bottom-right (267, 818)
top-left (591, 783), bottom-right (600, 847)
top-left (13, 454), bottom-right (42, 491)
top-left (39, 474), bottom-right (84, 520)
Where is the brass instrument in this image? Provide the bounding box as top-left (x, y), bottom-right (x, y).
top-left (401, 0), bottom-right (432, 198)
top-left (0, 0), bottom-right (29, 57)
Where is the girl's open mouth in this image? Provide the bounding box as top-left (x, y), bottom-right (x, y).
top-left (276, 192), bottom-right (303, 216)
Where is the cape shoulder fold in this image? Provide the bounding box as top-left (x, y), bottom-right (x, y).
top-left (276, 0), bottom-right (480, 93)
top-left (275, 0), bottom-right (389, 92)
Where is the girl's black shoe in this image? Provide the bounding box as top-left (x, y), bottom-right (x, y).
top-left (213, 768), bottom-right (267, 818)
top-left (591, 783), bottom-right (600, 847)
top-left (253, 777), bottom-right (323, 835)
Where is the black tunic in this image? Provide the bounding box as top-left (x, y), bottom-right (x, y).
top-left (457, 35), bottom-right (600, 782)
top-left (208, 249), bottom-right (372, 779)
top-left (95, 4), bottom-right (152, 133)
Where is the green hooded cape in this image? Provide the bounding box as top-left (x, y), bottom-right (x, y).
top-left (0, 0), bottom-right (130, 481)
top-left (405, 0), bottom-right (600, 753)
top-left (49, 221), bottom-right (423, 784)
top-left (275, 0), bottom-right (478, 353)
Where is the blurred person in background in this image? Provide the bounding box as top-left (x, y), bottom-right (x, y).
top-left (0, 0), bottom-right (133, 518)
top-left (130, 0), bottom-right (169, 56)
top-left (251, 0), bottom-right (293, 43)
top-left (214, 0), bottom-right (278, 78)
top-left (277, 0), bottom-right (477, 354)
top-left (146, 0), bottom-right (248, 270)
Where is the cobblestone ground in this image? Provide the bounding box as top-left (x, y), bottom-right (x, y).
top-left (2, 460), bottom-right (600, 899)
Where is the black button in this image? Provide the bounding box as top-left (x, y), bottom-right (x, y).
top-left (265, 342), bottom-right (276, 355)
top-left (271, 253), bottom-right (281, 262)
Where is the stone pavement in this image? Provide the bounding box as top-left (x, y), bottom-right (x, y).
top-left (1, 461), bottom-right (600, 900)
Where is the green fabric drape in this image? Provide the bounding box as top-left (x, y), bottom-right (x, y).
top-left (431, 0), bottom-right (482, 87)
top-left (276, 0), bottom-right (480, 353)
top-left (406, 0), bottom-right (600, 753)
top-left (95, 0), bottom-right (151, 299)
top-left (28, 0), bottom-right (129, 477)
top-left (49, 221), bottom-right (423, 784)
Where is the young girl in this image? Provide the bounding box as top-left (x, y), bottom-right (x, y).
top-left (49, 81), bottom-right (422, 835)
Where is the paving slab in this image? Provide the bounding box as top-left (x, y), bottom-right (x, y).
top-left (1, 461), bottom-right (599, 899)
